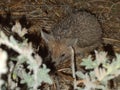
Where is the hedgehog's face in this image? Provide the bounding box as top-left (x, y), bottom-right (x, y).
top-left (50, 40), bottom-right (71, 65)
top-left (41, 31), bottom-right (77, 65)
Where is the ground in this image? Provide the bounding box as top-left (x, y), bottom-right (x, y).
top-left (0, 0), bottom-right (120, 90)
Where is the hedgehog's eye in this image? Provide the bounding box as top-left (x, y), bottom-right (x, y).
top-left (59, 53), bottom-right (67, 61)
top-left (60, 53), bottom-right (66, 58)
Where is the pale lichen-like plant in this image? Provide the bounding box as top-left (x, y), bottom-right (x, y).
top-left (0, 48), bottom-right (8, 89)
top-left (76, 50), bottom-right (120, 90)
top-left (0, 22), bottom-right (53, 90)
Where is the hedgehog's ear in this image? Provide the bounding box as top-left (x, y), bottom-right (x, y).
top-left (41, 30), bottom-right (55, 44)
top-left (64, 38), bottom-right (78, 47)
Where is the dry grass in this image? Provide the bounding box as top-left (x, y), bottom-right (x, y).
top-left (0, 0), bottom-right (120, 89)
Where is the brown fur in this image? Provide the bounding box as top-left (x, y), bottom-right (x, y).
top-left (41, 11), bottom-right (103, 65)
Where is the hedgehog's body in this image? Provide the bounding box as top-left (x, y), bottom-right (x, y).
top-left (42, 11), bottom-right (103, 65)
top-left (52, 11), bottom-right (102, 48)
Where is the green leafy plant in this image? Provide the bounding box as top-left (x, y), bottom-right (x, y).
top-left (76, 51), bottom-right (120, 90)
top-left (0, 48), bottom-right (8, 89)
top-left (0, 28), bottom-right (52, 90)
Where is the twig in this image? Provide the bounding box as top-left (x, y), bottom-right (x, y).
top-left (76, 80), bottom-right (85, 85)
top-left (103, 37), bottom-right (120, 43)
top-left (57, 68), bottom-right (70, 72)
top-left (70, 46), bottom-right (77, 90)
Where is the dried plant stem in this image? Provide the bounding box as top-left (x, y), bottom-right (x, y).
top-left (70, 46), bottom-right (77, 90)
top-left (103, 37), bottom-right (120, 43)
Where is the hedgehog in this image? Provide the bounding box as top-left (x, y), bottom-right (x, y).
top-left (41, 10), bottom-right (103, 65)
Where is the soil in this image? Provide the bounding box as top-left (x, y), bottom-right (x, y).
top-left (0, 0), bottom-right (120, 90)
